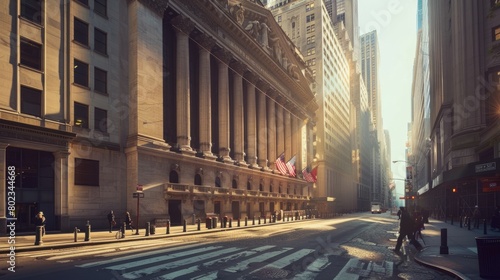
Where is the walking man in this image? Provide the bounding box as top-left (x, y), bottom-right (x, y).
top-left (107, 210), bottom-right (115, 233)
top-left (394, 207), bottom-right (421, 254)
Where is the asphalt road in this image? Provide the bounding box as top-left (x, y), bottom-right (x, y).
top-left (2, 213), bottom-right (454, 280)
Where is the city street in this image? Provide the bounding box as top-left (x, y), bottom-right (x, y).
top-left (1, 213), bottom-right (454, 280)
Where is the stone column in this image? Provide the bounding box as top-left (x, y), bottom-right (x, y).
top-left (246, 73), bottom-right (259, 169)
top-left (196, 34), bottom-right (216, 160)
top-left (54, 150), bottom-right (70, 231)
top-left (276, 101), bottom-right (285, 171)
top-left (267, 94), bottom-right (277, 171)
top-left (0, 143), bottom-right (9, 234)
top-left (257, 81), bottom-right (270, 171)
top-left (291, 115), bottom-right (300, 169)
top-left (285, 109), bottom-right (292, 161)
top-left (232, 62), bottom-right (247, 166)
top-left (214, 49), bottom-right (233, 163)
top-left (172, 16), bottom-right (195, 155)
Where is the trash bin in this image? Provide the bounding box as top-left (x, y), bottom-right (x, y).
top-left (475, 236), bottom-right (500, 278)
top-left (206, 217), bottom-right (212, 229)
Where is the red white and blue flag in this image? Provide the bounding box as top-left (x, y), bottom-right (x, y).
top-left (302, 166), bottom-right (318, 183)
top-left (275, 153), bottom-right (289, 175)
top-left (286, 155), bottom-right (297, 177)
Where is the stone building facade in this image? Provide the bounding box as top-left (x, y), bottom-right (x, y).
top-left (0, 0), bottom-right (317, 233)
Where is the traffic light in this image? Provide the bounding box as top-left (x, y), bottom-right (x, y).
top-left (452, 187), bottom-right (457, 193)
top-left (411, 196), bottom-right (415, 200)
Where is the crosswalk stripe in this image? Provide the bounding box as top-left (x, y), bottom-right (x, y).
top-left (255, 248), bottom-right (314, 269)
top-left (294, 255), bottom-right (331, 279)
top-left (120, 247), bottom-right (239, 279)
top-left (333, 258), bottom-right (360, 280)
top-left (154, 245), bottom-right (276, 280)
top-left (223, 247), bottom-right (293, 273)
top-left (105, 246), bottom-right (221, 272)
top-left (76, 243), bottom-right (202, 268)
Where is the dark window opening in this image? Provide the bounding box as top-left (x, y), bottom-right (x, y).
top-left (21, 86), bottom-right (42, 117)
top-left (74, 102), bottom-right (89, 128)
top-left (74, 158), bottom-right (99, 186)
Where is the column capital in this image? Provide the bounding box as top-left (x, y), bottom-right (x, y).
top-left (257, 80), bottom-right (270, 92)
top-left (244, 71), bottom-right (258, 84)
top-left (0, 142), bottom-right (9, 150)
top-left (213, 48), bottom-right (232, 64)
top-left (230, 61), bottom-right (247, 75)
top-left (171, 15), bottom-right (195, 35)
top-left (194, 33), bottom-right (216, 51)
top-left (53, 150), bottom-right (71, 159)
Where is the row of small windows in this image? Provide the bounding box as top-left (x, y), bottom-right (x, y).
top-left (306, 13), bottom-right (315, 23)
top-left (74, 59), bottom-right (108, 94)
top-left (19, 85), bottom-right (109, 133)
top-left (74, 17), bottom-right (108, 55)
top-left (20, 0), bottom-right (107, 26)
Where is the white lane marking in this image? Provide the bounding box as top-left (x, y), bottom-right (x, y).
top-left (223, 247), bottom-right (293, 273)
top-left (293, 255), bottom-right (331, 279)
top-left (333, 258), bottom-right (360, 280)
top-left (105, 246), bottom-right (221, 271)
top-left (255, 248), bottom-right (314, 269)
top-left (155, 245), bottom-right (276, 280)
top-left (76, 243), bottom-right (201, 268)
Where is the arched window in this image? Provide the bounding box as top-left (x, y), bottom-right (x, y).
top-left (232, 179), bottom-right (238, 189)
top-left (215, 176), bottom-right (222, 188)
top-left (194, 174), bottom-right (202, 185)
top-left (269, 185), bottom-right (273, 193)
top-left (247, 181), bottom-right (252, 190)
top-left (278, 185), bottom-right (282, 193)
top-left (259, 183), bottom-right (264, 192)
top-left (169, 170), bottom-right (179, 183)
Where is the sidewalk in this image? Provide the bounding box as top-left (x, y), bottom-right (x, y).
top-left (414, 218), bottom-right (500, 280)
top-left (0, 218), bottom-right (296, 254)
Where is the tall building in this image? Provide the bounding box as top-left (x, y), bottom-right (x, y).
top-left (268, 0), bottom-right (356, 214)
top-left (360, 30), bottom-right (387, 206)
top-left (0, 0), bottom-right (318, 233)
top-left (416, 1), bottom-right (500, 218)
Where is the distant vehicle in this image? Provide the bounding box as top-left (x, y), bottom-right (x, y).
top-left (371, 202), bottom-right (382, 214)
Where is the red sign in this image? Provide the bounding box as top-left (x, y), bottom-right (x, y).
top-left (136, 184), bottom-right (143, 191)
top-left (482, 181), bottom-right (500, 192)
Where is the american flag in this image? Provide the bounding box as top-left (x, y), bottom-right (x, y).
top-left (275, 153), bottom-right (289, 175)
top-left (286, 155), bottom-right (297, 177)
top-left (302, 166), bottom-right (318, 183)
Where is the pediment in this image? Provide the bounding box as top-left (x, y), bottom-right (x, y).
top-left (226, 0), bottom-right (309, 86)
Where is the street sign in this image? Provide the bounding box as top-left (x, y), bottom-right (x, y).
top-left (136, 184), bottom-right (143, 191)
top-left (132, 192), bottom-right (144, 198)
top-left (399, 196), bottom-right (406, 199)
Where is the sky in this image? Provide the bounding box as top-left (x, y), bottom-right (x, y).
top-left (357, 0), bottom-right (418, 200)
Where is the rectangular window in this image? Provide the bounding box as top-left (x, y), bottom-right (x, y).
top-left (21, 86), bottom-right (42, 117)
top-left (306, 3), bottom-right (315, 12)
top-left (20, 38), bottom-right (42, 70)
top-left (74, 17), bottom-right (89, 46)
top-left (74, 158), bottom-right (99, 186)
top-left (277, 15), bottom-right (281, 23)
top-left (74, 59), bottom-right (89, 87)
top-left (307, 35), bottom-right (315, 44)
top-left (306, 14), bottom-right (315, 23)
top-left (94, 0), bottom-right (107, 17)
top-left (20, 0), bottom-right (42, 25)
top-left (94, 28), bottom-right (107, 54)
top-left (494, 25), bottom-right (500, 41)
top-left (94, 107), bottom-right (107, 132)
top-left (94, 67), bottom-right (107, 93)
top-left (306, 24), bottom-right (315, 33)
top-left (74, 102), bottom-right (89, 128)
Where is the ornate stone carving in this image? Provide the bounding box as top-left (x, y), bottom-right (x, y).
top-left (229, 3), bottom-right (245, 25)
top-left (230, 61), bottom-right (247, 75)
top-left (171, 15), bottom-right (195, 35)
top-left (257, 80), bottom-right (270, 92)
top-left (213, 48), bottom-right (232, 64)
top-left (244, 71), bottom-right (258, 84)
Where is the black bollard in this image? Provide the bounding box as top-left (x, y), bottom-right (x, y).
top-left (258, 217), bottom-right (261, 225)
top-left (74, 227), bottom-right (80, 242)
top-left (145, 222), bottom-right (150, 236)
top-left (229, 218), bottom-right (232, 228)
top-left (244, 217), bottom-right (247, 226)
top-left (237, 218), bottom-right (240, 227)
top-left (197, 218), bottom-right (201, 231)
top-left (252, 216), bottom-right (255, 225)
top-left (483, 219), bottom-right (487, 235)
top-left (264, 216), bottom-right (266, 224)
top-left (166, 219), bottom-right (170, 234)
top-left (34, 226), bottom-right (43, 245)
top-left (440, 228), bottom-right (449, 254)
top-left (84, 221), bottom-right (91, 241)
top-left (121, 222), bottom-right (126, 238)
top-left (183, 219), bottom-right (187, 232)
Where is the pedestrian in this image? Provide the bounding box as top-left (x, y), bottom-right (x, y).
top-left (397, 207), bottom-right (402, 220)
top-left (472, 205), bottom-right (481, 229)
top-left (34, 211), bottom-right (46, 236)
top-left (107, 210), bottom-right (116, 233)
top-left (394, 207), bottom-right (422, 254)
top-left (125, 211), bottom-right (134, 232)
